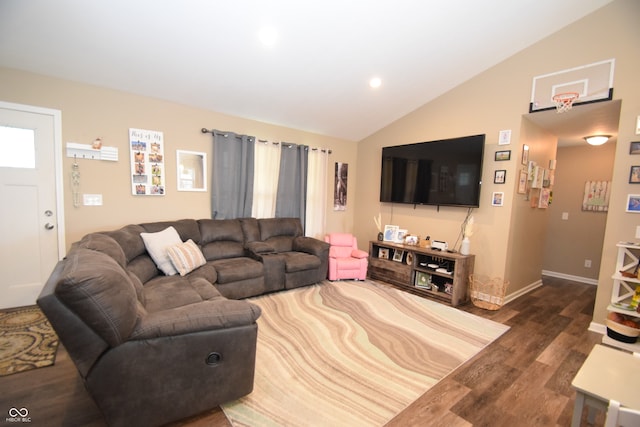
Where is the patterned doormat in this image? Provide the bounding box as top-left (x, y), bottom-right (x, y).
top-left (0, 306), bottom-right (59, 377)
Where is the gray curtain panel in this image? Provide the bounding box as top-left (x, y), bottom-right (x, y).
top-left (275, 143), bottom-right (308, 227)
top-left (211, 131), bottom-right (255, 219)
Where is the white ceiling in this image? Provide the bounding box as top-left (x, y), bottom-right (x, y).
top-left (0, 0), bottom-right (613, 141)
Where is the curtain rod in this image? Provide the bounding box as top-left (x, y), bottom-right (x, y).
top-left (201, 127), bottom-right (332, 154)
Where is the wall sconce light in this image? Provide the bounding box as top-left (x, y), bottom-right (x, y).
top-left (583, 135), bottom-right (610, 146)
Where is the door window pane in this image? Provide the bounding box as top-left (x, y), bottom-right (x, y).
top-left (0, 125), bottom-right (36, 168)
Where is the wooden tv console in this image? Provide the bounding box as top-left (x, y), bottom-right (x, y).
top-left (368, 240), bottom-right (475, 307)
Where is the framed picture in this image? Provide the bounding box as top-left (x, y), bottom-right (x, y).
top-left (518, 170), bottom-right (528, 194)
top-left (522, 145), bottom-right (529, 165)
top-left (393, 250), bottom-right (405, 262)
top-left (630, 166), bottom-right (640, 183)
top-left (378, 248), bottom-right (390, 259)
top-left (404, 235), bottom-right (419, 245)
top-left (492, 192), bottom-right (504, 206)
top-left (495, 150), bottom-right (511, 161)
top-left (177, 150), bottom-right (207, 192)
top-left (538, 188), bottom-right (550, 209)
top-left (498, 129), bottom-right (511, 145)
top-left (626, 195), bottom-right (640, 213)
top-left (383, 225), bottom-right (399, 242)
top-left (630, 142), bottom-right (640, 154)
top-left (494, 170), bottom-right (506, 184)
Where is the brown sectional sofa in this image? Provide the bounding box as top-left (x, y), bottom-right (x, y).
top-left (37, 217), bottom-right (330, 427)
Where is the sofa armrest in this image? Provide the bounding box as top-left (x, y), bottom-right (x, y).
top-left (351, 249), bottom-right (369, 259)
top-left (130, 299), bottom-right (261, 340)
top-left (293, 236), bottom-right (330, 257)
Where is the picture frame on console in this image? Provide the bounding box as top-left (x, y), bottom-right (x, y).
top-left (378, 248), bottom-right (390, 259)
top-left (393, 250), bottom-right (405, 262)
top-left (383, 225), bottom-right (399, 242)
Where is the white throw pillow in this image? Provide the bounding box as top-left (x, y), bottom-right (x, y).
top-left (140, 226), bottom-right (182, 276)
top-left (167, 239), bottom-right (207, 276)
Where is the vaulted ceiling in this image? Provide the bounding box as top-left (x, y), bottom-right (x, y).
top-left (0, 0), bottom-right (613, 141)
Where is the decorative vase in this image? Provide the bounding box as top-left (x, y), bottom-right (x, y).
top-left (460, 237), bottom-right (470, 255)
top-left (377, 232), bottom-right (383, 241)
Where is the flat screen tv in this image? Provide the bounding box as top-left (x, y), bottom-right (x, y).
top-left (380, 134), bottom-right (485, 207)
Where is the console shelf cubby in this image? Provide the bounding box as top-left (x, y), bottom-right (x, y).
top-left (368, 240), bottom-right (475, 307)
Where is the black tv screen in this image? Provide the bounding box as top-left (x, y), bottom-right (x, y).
top-left (380, 134), bottom-right (485, 207)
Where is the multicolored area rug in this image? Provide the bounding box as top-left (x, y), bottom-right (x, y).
top-left (0, 306), bottom-right (59, 377)
top-left (222, 280), bottom-right (509, 426)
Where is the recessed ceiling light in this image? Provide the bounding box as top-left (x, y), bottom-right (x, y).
top-left (369, 77), bottom-right (382, 89)
top-left (258, 26), bottom-right (278, 47)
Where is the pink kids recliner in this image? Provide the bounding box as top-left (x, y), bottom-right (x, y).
top-left (325, 233), bottom-right (369, 281)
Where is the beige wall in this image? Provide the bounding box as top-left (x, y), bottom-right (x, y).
top-left (354, 0), bottom-right (640, 325)
top-left (0, 68), bottom-right (358, 249)
top-left (542, 142), bottom-right (616, 280)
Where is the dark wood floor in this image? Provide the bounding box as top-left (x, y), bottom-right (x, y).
top-left (0, 276), bottom-right (605, 427)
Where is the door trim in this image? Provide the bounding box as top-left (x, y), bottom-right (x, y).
top-left (0, 101), bottom-right (66, 260)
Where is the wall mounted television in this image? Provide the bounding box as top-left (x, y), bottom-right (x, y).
top-left (380, 134), bottom-right (485, 208)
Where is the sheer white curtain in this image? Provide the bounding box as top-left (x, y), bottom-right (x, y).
top-left (252, 140), bottom-right (281, 218)
top-left (305, 148), bottom-right (329, 238)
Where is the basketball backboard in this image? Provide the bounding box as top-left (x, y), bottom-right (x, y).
top-left (530, 59), bottom-right (614, 113)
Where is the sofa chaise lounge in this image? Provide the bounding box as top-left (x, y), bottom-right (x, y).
top-left (37, 217), bottom-right (329, 427)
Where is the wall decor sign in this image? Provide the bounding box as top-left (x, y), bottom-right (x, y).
top-left (130, 128), bottom-right (165, 195)
top-left (582, 180), bottom-right (611, 212)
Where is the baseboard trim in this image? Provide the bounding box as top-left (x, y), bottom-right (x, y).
top-left (504, 279), bottom-right (543, 305)
top-left (541, 270), bottom-right (598, 286)
top-left (589, 321), bottom-right (606, 335)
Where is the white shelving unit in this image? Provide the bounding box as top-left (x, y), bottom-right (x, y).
top-left (604, 242), bottom-right (640, 352)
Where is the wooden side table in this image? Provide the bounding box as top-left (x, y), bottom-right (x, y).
top-left (571, 344), bottom-right (640, 426)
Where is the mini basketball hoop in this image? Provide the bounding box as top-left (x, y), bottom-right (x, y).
top-left (552, 92), bottom-right (579, 113)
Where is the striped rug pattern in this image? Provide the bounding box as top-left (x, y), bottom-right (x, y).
top-left (222, 280), bottom-right (508, 426)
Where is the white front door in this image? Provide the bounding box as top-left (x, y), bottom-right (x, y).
top-left (0, 102), bottom-right (64, 309)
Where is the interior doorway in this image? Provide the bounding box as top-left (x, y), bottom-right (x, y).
top-left (525, 100), bottom-right (621, 284)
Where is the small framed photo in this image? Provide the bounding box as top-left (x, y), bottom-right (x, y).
top-left (495, 150), bottom-right (511, 161)
top-left (383, 225), bottom-right (399, 242)
top-left (393, 249), bottom-right (405, 262)
top-left (378, 248), bottom-right (390, 259)
top-left (492, 192), bottom-right (504, 206)
top-left (630, 142), bottom-right (640, 154)
top-left (494, 170), bottom-right (506, 184)
top-left (630, 166), bottom-right (640, 183)
top-left (518, 170), bottom-right (528, 194)
top-left (404, 235), bottom-right (419, 245)
top-left (521, 145), bottom-right (529, 165)
top-left (626, 195), bottom-right (640, 213)
top-left (498, 129), bottom-right (511, 145)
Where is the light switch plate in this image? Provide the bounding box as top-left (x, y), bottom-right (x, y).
top-left (83, 194), bottom-right (103, 206)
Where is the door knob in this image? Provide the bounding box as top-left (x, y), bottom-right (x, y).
top-left (45, 223), bottom-right (55, 230)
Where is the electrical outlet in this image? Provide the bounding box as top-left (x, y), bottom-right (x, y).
top-left (584, 259), bottom-right (592, 268)
top-left (562, 212), bottom-right (569, 220)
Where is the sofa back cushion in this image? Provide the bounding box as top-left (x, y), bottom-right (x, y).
top-left (258, 218), bottom-right (303, 253)
top-left (141, 219), bottom-right (201, 244)
top-left (55, 248), bottom-right (138, 347)
top-left (198, 219), bottom-right (246, 260)
top-left (103, 224), bottom-right (147, 263)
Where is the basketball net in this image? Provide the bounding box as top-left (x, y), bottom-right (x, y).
top-left (552, 92), bottom-right (579, 113)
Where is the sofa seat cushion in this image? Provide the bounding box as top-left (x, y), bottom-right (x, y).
top-left (211, 257), bottom-right (263, 284)
top-left (143, 276), bottom-right (221, 312)
top-left (281, 252), bottom-right (321, 273)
